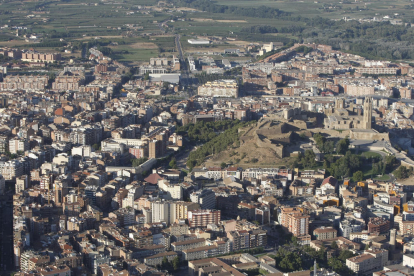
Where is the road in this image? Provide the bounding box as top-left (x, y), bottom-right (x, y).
top-left (175, 34), bottom-right (194, 88)
top-left (158, 21), bottom-right (167, 33)
top-left (175, 139), bottom-right (196, 170)
top-left (259, 94), bottom-right (414, 106)
top-left (0, 193), bottom-right (14, 275)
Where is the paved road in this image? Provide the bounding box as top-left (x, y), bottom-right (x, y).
top-left (175, 35), bottom-right (189, 86)
top-left (258, 94), bottom-right (414, 106)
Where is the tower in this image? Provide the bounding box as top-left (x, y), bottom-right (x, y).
top-left (390, 228), bottom-right (396, 252)
top-left (363, 97), bottom-right (372, 129)
top-left (335, 98), bottom-right (345, 109)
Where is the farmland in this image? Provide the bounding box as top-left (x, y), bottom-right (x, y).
top-left (0, 0), bottom-right (414, 62)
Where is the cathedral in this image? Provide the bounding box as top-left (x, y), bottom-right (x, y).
top-left (324, 97), bottom-right (372, 130)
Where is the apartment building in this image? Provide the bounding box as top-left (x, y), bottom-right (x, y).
top-left (198, 79), bottom-right (239, 98)
top-left (346, 249), bottom-right (388, 275)
top-left (313, 227), bottom-right (337, 240)
top-left (9, 138), bottom-right (29, 154)
top-left (187, 209), bottom-right (221, 228)
top-left (0, 75), bottom-right (49, 91)
top-left (367, 217), bottom-right (390, 234)
top-left (190, 189), bottom-right (216, 209)
top-left (52, 73), bottom-right (85, 91)
top-left (344, 84), bottom-right (375, 97)
top-left (15, 175), bottom-right (29, 194)
top-left (144, 251), bottom-right (178, 266)
top-left (356, 67), bottom-right (398, 75)
top-left (227, 230), bottom-right (250, 251)
top-left (171, 238), bottom-right (206, 252)
top-left (2, 159), bottom-right (24, 180)
top-left (151, 201), bottom-right (175, 225)
top-left (174, 201), bottom-right (200, 220)
top-left (279, 207), bottom-right (310, 245)
top-left (21, 51), bottom-right (61, 63)
top-left (183, 245), bottom-right (219, 261)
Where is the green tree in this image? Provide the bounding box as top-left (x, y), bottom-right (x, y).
top-left (384, 155), bottom-right (397, 172)
top-left (279, 252), bottom-right (303, 272)
top-left (338, 250), bottom-right (355, 262)
top-left (92, 143), bottom-right (100, 151)
top-left (291, 236), bottom-right (298, 246)
top-left (394, 166), bottom-right (413, 179)
top-left (313, 132), bottom-right (326, 149)
top-left (336, 137), bottom-right (350, 154)
top-left (322, 140), bottom-right (335, 153)
top-left (172, 256), bottom-right (180, 271)
top-left (331, 240), bottom-right (338, 249)
top-left (132, 157), bottom-right (148, 167)
top-left (220, 162), bottom-right (227, 169)
top-left (169, 157), bottom-right (177, 169)
top-left (162, 256), bottom-right (168, 268)
top-left (352, 171), bottom-right (364, 182)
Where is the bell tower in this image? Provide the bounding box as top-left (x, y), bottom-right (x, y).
top-left (363, 97), bottom-right (372, 129)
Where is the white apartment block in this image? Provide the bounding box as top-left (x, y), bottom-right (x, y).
top-left (9, 138), bottom-right (28, 154)
top-left (190, 189), bottom-right (216, 210)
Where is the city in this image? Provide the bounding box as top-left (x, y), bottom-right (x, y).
top-left (2, 0), bottom-right (414, 276)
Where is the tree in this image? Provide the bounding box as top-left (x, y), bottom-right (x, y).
top-left (278, 252), bottom-right (303, 272)
top-left (364, 243), bottom-right (370, 250)
top-left (384, 155), bottom-right (397, 172)
top-left (92, 143), bottom-right (100, 151)
top-left (291, 236), bottom-right (298, 246)
top-left (330, 240), bottom-right (338, 249)
top-left (162, 256), bottom-right (168, 268)
top-left (322, 140), bottom-right (335, 153)
top-left (169, 157), bottom-right (177, 169)
top-left (338, 250), bottom-right (355, 262)
top-left (132, 157), bottom-right (148, 167)
top-left (336, 137), bottom-right (350, 154)
top-left (172, 256), bottom-right (180, 271)
top-left (352, 171), bottom-right (364, 182)
top-left (220, 162), bottom-right (227, 169)
top-left (143, 72), bottom-right (150, 80)
top-left (394, 166), bottom-right (413, 179)
top-left (314, 133), bottom-right (326, 149)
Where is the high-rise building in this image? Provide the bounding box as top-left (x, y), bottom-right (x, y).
top-left (280, 207), bottom-right (310, 244)
top-left (175, 201), bottom-right (200, 220)
top-left (190, 189), bottom-right (216, 209)
top-left (187, 209), bottom-right (221, 228)
top-left (15, 175), bottom-right (29, 194)
top-left (2, 159), bottom-right (23, 180)
top-left (151, 201), bottom-right (175, 225)
top-left (85, 185), bottom-right (99, 205)
top-left (149, 139), bottom-right (162, 158)
top-left (9, 138), bottom-right (29, 154)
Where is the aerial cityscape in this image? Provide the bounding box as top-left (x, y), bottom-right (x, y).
top-left (3, 0), bottom-right (414, 275)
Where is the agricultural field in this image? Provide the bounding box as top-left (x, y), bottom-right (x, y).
top-left (0, 0), bottom-right (414, 63)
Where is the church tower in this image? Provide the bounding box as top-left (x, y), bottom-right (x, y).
top-left (335, 98), bottom-right (345, 109)
top-left (363, 97), bottom-right (372, 129)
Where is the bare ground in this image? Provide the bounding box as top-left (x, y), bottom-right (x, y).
top-left (216, 20), bottom-right (247, 23)
top-left (129, 42), bottom-right (158, 49)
